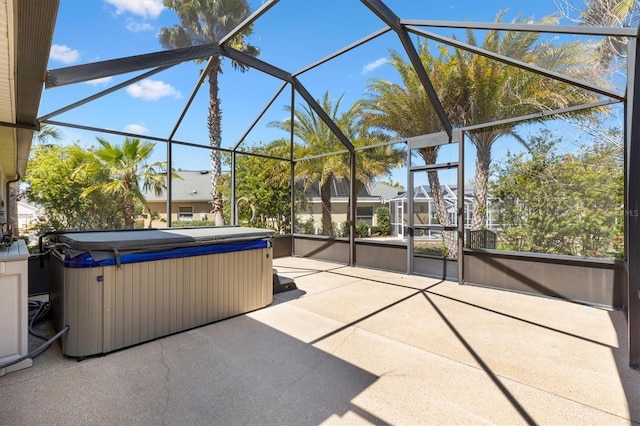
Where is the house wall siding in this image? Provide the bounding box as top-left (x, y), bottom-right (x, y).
top-left (145, 201), bottom-right (212, 227)
top-left (299, 200), bottom-right (384, 231)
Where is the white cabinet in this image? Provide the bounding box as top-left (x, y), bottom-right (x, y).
top-left (0, 240), bottom-right (32, 376)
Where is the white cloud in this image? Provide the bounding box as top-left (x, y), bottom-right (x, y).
top-left (85, 76), bottom-right (113, 86)
top-left (50, 44), bottom-right (80, 64)
top-left (126, 20), bottom-right (154, 32)
top-left (123, 123), bottom-right (149, 134)
top-left (104, 0), bottom-right (164, 19)
top-left (362, 57), bottom-right (388, 74)
top-left (126, 79), bottom-right (182, 101)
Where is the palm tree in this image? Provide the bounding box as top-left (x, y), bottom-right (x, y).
top-left (362, 11), bottom-right (607, 254)
top-left (360, 43), bottom-right (460, 256)
top-left (160, 0), bottom-right (259, 226)
top-left (448, 11), bottom-right (606, 229)
top-left (74, 137), bottom-right (168, 229)
top-left (270, 93), bottom-right (347, 235)
top-left (341, 103), bottom-right (405, 235)
top-left (270, 92), bottom-right (403, 236)
top-left (557, 0), bottom-right (639, 68)
top-left (34, 123), bottom-right (62, 144)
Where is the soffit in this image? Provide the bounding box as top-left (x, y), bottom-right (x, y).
top-left (0, 0), bottom-right (15, 177)
top-left (0, 0), bottom-right (59, 179)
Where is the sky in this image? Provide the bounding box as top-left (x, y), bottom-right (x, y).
top-left (39, 0), bottom-right (622, 187)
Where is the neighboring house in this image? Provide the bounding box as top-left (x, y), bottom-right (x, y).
top-left (16, 201), bottom-right (41, 231)
top-left (143, 170), bottom-right (215, 227)
top-left (299, 179), bottom-right (402, 232)
top-left (142, 170), bottom-right (402, 230)
top-left (388, 184), bottom-right (497, 239)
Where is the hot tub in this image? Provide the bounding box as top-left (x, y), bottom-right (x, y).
top-left (49, 227), bottom-right (274, 358)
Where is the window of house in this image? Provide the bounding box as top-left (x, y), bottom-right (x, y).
top-left (356, 206), bottom-right (374, 226)
top-left (178, 206), bottom-right (193, 221)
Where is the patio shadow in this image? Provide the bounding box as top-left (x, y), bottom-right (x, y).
top-left (0, 315), bottom-right (382, 425)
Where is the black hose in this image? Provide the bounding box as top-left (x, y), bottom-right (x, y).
top-left (0, 325), bottom-right (69, 370)
top-left (0, 300), bottom-right (67, 371)
top-left (28, 300), bottom-right (51, 340)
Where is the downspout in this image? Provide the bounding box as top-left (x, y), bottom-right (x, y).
top-left (4, 175), bottom-right (21, 245)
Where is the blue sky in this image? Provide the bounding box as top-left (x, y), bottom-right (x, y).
top-left (40, 0), bottom-right (616, 186)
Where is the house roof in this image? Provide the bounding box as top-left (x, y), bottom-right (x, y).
top-left (145, 170), bottom-right (214, 203)
top-left (17, 200), bottom-right (41, 214)
top-left (299, 178), bottom-right (396, 204)
top-left (0, 0), bottom-right (59, 179)
top-left (144, 171), bottom-right (393, 204)
top-left (302, 178), bottom-right (370, 199)
top-left (367, 182), bottom-right (404, 202)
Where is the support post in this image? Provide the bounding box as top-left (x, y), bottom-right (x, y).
top-left (290, 86), bottom-right (296, 256)
top-left (406, 143), bottom-right (414, 274)
top-left (231, 152), bottom-right (236, 226)
top-left (626, 36), bottom-right (640, 370)
top-left (456, 130), bottom-right (464, 284)
top-left (350, 151), bottom-right (357, 266)
top-left (166, 140), bottom-right (172, 227)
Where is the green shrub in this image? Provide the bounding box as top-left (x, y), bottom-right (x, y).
top-left (375, 207), bottom-right (390, 235)
top-left (414, 241), bottom-right (446, 256)
top-left (355, 220), bottom-right (370, 238)
top-left (332, 221), bottom-right (345, 237)
top-left (298, 218), bottom-right (315, 234)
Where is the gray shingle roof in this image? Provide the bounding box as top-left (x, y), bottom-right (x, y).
top-left (144, 170), bottom-right (214, 202)
top-left (145, 171), bottom-right (399, 203)
top-left (367, 182), bottom-right (404, 202)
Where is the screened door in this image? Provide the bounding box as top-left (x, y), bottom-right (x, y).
top-left (406, 131), bottom-right (464, 281)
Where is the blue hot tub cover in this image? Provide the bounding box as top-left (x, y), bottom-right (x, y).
top-left (50, 226), bottom-right (275, 268)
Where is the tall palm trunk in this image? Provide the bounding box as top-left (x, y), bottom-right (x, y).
top-left (345, 197), bottom-right (351, 238)
top-left (208, 56), bottom-right (224, 226)
top-left (123, 201), bottom-right (135, 229)
top-left (320, 176), bottom-right (333, 235)
top-left (470, 131), bottom-right (497, 230)
top-left (122, 182), bottom-right (136, 228)
top-left (420, 147), bottom-right (457, 258)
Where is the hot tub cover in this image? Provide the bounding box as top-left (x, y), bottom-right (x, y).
top-left (50, 226), bottom-right (275, 266)
top-left (52, 226), bottom-right (274, 250)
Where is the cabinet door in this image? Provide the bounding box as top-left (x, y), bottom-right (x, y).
top-left (0, 259), bottom-right (32, 375)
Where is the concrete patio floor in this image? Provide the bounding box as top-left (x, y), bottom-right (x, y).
top-left (1, 257), bottom-right (638, 425)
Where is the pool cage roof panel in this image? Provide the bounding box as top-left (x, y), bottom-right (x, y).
top-left (40, 0), bottom-right (637, 163)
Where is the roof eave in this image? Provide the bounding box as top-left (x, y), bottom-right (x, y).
top-left (0, 0), bottom-right (59, 179)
